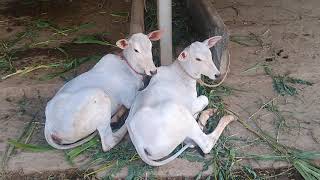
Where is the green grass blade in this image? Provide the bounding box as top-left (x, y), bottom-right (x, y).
top-left (7, 140), bottom-right (54, 152)
top-left (110, 12), bottom-right (129, 18)
top-left (66, 138), bottom-right (99, 161)
top-left (73, 35), bottom-right (115, 47)
top-left (293, 160), bottom-right (320, 180)
top-left (294, 151), bottom-right (320, 160)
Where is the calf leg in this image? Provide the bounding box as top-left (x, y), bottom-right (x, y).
top-left (189, 115), bottom-right (236, 154)
top-left (71, 88), bottom-right (127, 152)
top-left (192, 95), bottom-right (209, 118)
top-left (111, 105), bottom-right (128, 123)
top-left (197, 108), bottom-right (217, 130)
top-left (185, 108), bottom-right (216, 148)
top-left (98, 123), bottom-right (127, 152)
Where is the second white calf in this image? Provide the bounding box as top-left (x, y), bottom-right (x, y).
top-left (126, 36), bottom-right (237, 166)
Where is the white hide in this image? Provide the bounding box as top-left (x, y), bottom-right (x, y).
top-left (45, 31), bottom-right (161, 151)
top-left (126, 36), bottom-right (237, 166)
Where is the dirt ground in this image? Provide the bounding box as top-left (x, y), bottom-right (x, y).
top-left (0, 0), bottom-right (320, 179)
top-left (217, 0), bottom-right (320, 165)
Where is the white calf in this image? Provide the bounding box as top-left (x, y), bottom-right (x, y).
top-left (45, 31), bottom-right (162, 151)
top-left (126, 36), bottom-right (236, 166)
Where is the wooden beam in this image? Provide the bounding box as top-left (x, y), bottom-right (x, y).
top-left (158, 0), bottom-right (173, 65)
top-left (130, 0), bottom-right (145, 34)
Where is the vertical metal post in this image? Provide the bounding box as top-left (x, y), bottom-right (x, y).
top-left (157, 0), bottom-right (173, 65)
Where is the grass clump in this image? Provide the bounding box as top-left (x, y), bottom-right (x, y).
top-left (1, 110), bottom-right (40, 170)
top-left (41, 54), bottom-right (102, 81)
top-left (35, 19), bottom-right (95, 37)
top-left (264, 65), bottom-right (313, 96)
top-left (0, 18), bottom-right (97, 79)
top-left (264, 100), bottom-right (288, 142)
top-left (65, 138), bottom-right (154, 179)
top-left (73, 35), bottom-right (115, 47)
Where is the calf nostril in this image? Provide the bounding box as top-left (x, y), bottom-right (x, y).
top-left (150, 69), bottom-right (157, 75)
top-left (215, 73), bottom-right (221, 78)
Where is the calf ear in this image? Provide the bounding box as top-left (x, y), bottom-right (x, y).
top-left (147, 30), bottom-right (163, 41)
top-left (178, 51), bottom-right (187, 61)
top-left (116, 39), bottom-right (129, 49)
top-left (203, 36), bottom-right (222, 48)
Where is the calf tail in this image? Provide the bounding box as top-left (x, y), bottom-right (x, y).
top-left (44, 125), bottom-right (97, 150)
top-left (135, 143), bottom-right (191, 166)
top-left (128, 124), bottom-right (191, 166)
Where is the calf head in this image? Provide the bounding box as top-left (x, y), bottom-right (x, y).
top-left (116, 30), bottom-right (162, 76)
top-left (177, 36), bottom-right (222, 80)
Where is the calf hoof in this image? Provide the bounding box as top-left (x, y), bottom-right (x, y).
top-left (198, 108), bottom-right (217, 129)
top-left (102, 144), bottom-right (114, 152)
top-left (221, 115), bottom-right (237, 124)
top-left (102, 146), bottom-right (111, 152)
top-left (204, 108), bottom-right (217, 117)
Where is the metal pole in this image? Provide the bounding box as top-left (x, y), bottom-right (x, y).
top-left (157, 0), bottom-right (173, 65)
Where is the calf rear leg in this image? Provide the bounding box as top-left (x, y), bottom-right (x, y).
top-left (83, 89), bottom-right (127, 152)
top-left (98, 123), bottom-right (127, 152)
top-left (189, 115), bottom-right (236, 154)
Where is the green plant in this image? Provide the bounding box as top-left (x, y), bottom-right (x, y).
top-left (264, 65), bottom-right (313, 96)
top-left (73, 35), bottom-right (115, 47)
top-left (64, 139), bottom-right (154, 179)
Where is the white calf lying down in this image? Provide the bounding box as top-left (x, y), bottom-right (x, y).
top-left (45, 31), bottom-right (162, 151)
top-left (126, 36), bottom-right (237, 166)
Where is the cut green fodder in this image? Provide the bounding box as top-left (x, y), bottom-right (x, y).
top-left (230, 34), bottom-right (262, 47)
top-left (0, 18), bottom-right (110, 80)
top-left (0, 23), bottom-right (41, 74)
top-left (198, 84), bottom-right (238, 133)
top-left (73, 35), bottom-right (115, 47)
top-left (0, 40), bottom-right (17, 73)
top-left (0, 19), bottom-right (96, 76)
top-left (226, 105), bottom-right (320, 180)
top-left (264, 65), bottom-right (314, 96)
top-left (1, 64), bottom-right (60, 80)
top-left (110, 11), bottom-right (129, 23)
top-left (65, 138), bottom-right (154, 179)
top-left (1, 110), bottom-right (40, 169)
top-left (243, 63), bottom-right (314, 96)
top-left (263, 100), bottom-right (294, 142)
top-left (195, 85), bottom-right (262, 179)
top-left (7, 140), bottom-right (54, 152)
top-left (42, 55), bottom-right (102, 80)
top-left (1, 55), bottom-right (101, 80)
top-left (35, 19), bottom-right (95, 37)
top-left (197, 83), bottom-right (319, 179)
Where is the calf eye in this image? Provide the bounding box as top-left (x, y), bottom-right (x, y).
top-left (196, 58), bottom-right (202, 61)
top-left (134, 49), bottom-right (139, 53)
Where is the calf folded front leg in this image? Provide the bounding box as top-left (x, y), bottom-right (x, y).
top-left (192, 95), bottom-right (209, 118)
top-left (197, 108), bottom-right (217, 131)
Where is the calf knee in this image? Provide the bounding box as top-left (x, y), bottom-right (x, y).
top-left (198, 95), bottom-right (209, 106)
top-left (202, 145), bottom-right (211, 154)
